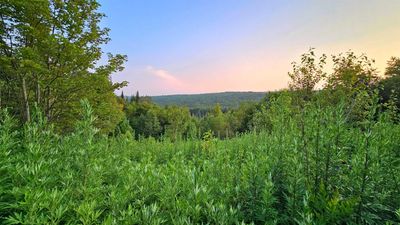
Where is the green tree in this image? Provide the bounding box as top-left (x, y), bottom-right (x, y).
top-left (288, 48), bottom-right (327, 100)
top-left (201, 104), bottom-right (231, 138)
top-left (126, 101), bottom-right (162, 138)
top-left (385, 57), bottom-right (400, 78)
top-left (135, 91), bottom-right (140, 104)
top-left (326, 51), bottom-right (378, 92)
top-left (379, 57), bottom-right (400, 110)
top-left (228, 102), bottom-right (256, 133)
top-left (162, 106), bottom-right (194, 141)
top-left (0, 0), bottom-right (127, 133)
top-left (212, 103), bottom-right (223, 117)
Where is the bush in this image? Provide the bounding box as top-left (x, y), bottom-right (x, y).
top-left (0, 95), bottom-right (399, 224)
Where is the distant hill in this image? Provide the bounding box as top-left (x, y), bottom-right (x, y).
top-left (150, 91), bottom-right (266, 109)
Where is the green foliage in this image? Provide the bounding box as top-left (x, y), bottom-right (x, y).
top-left (1, 94), bottom-right (399, 224)
top-left (165, 106), bottom-right (197, 141)
top-left (0, 110), bottom-right (18, 222)
top-left (1, 7), bottom-right (400, 222)
top-left (125, 101), bottom-right (163, 139)
top-left (228, 102), bottom-right (257, 133)
top-left (326, 51), bottom-right (379, 92)
top-left (114, 117), bottom-right (134, 138)
top-left (385, 57), bottom-right (400, 78)
top-left (0, 0), bottom-right (127, 133)
top-left (288, 48), bottom-right (327, 99)
top-left (201, 104), bottom-right (231, 138)
top-left (379, 57), bottom-right (400, 112)
top-left (124, 98), bottom-right (256, 140)
top-left (150, 92), bottom-right (266, 110)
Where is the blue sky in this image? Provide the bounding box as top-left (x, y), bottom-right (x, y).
top-left (99, 0), bottom-right (400, 96)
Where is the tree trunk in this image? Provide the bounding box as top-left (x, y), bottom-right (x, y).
top-left (45, 87), bottom-right (51, 119)
top-left (36, 80), bottom-right (40, 104)
top-left (21, 77), bottom-right (30, 122)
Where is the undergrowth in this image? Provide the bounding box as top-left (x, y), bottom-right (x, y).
top-left (0, 97), bottom-right (399, 224)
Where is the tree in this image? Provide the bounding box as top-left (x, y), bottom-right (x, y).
top-left (212, 103), bottom-right (223, 117)
top-left (126, 101), bottom-right (163, 138)
top-left (0, 0), bottom-right (127, 133)
top-left (0, 0), bottom-right (50, 121)
top-left (115, 117), bottom-right (134, 137)
top-left (385, 57), bottom-right (400, 78)
top-left (379, 57), bottom-right (400, 110)
top-left (135, 91), bottom-right (140, 104)
top-left (201, 103), bottom-right (231, 138)
top-left (326, 51), bottom-right (378, 92)
top-left (228, 102), bottom-right (256, 133)
top-left (323, 51), bottom-right (380, 124)
top-left (288, 48), bottom-right (327, 99)
top-left (162, 106), bottom-right (194, 141)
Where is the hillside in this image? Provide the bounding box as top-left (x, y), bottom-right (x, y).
top-left (150, 91), bottom-right (266, 109)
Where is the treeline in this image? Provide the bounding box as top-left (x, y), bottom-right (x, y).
top-left (116, 94), bottom-right (257, 140)
top-left (1, 86), bottom-right (399, 224)
top-left (150, 92), bottom-right (266, 110)
top-left (1, 1), bottom-right (400, 140)
top-left (116, 49), bottom-right (400, 140)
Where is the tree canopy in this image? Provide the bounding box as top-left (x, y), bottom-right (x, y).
top-left (0, 0), bottom-right (127, 133)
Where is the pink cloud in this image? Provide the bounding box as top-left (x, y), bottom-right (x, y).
top-left (142, 66), bottom-right (191, 94)
top-left (145, 66), bottom-right (182, 84)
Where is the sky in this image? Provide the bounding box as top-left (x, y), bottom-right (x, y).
top-left (99, 0), bottom-right (400, 96)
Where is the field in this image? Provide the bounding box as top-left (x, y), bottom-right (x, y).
top-left (1, 96), bottom-right (399, 224)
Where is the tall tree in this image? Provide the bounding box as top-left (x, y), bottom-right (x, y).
top-left (135, 91), bottom-right (140, 104)
top-left (0, 0), bottom-right (127, 133)
top-left (0, 0), bottom-right (50, 121)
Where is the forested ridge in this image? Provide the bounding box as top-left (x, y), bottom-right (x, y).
top-left (149, 92), bottom-right (266, 110)
top-left (1, 0), bottom-right (400, 224)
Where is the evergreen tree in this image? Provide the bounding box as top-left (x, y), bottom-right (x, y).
top-left (135, 91), bottom-right (140, 104)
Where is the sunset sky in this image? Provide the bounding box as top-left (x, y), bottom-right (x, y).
top-left (99, 0), bottom-right (400, 96)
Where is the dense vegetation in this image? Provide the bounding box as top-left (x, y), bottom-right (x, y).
top-left (120, 95), bottom-right (258, 140)
top-left (149, 92), bottom-right (266, 110)
top-left (1, 0), bottom-right (400, 224)
top-left (1, 92), bottom-right (399, 224)
top-left (0, 0), bottom-right (126, 134)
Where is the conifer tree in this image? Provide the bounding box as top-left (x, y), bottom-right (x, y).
top-left (135, 91), bottom-right (140, 104)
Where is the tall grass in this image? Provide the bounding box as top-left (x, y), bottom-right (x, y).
top-left (0, 97), bottom-right (399, 224)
